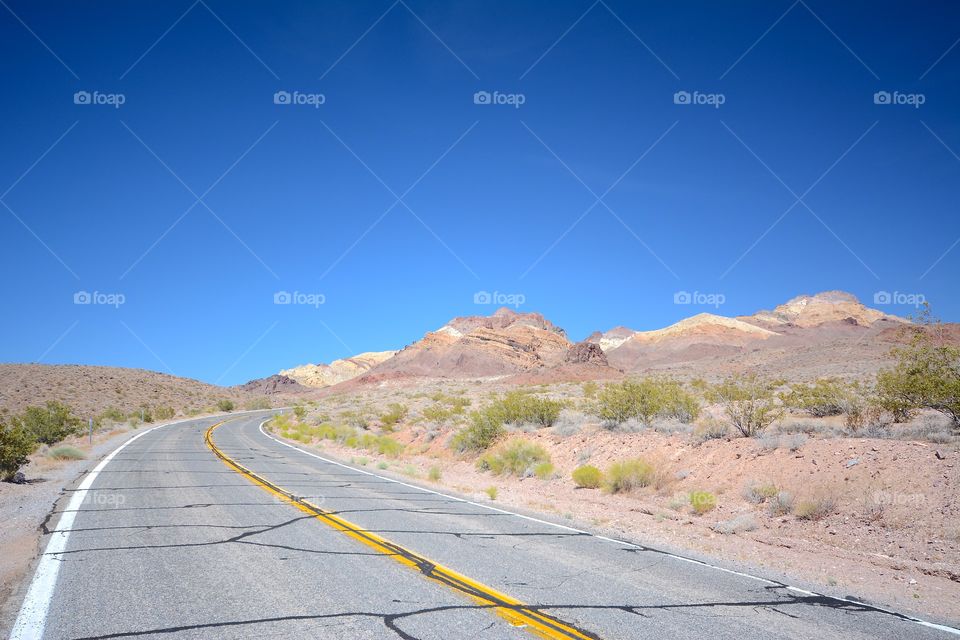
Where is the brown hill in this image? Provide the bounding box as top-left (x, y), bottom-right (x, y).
top-left (359, 308), bottom-right (574, 380)
top-left (280, 351), bottom-right (396, 388)
top-left (234, 374), bottom-right (310, 395)
top-left (0, 364), bottom-right (249, 418)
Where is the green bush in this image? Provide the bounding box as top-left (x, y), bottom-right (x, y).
top-left (451, 411), bottom-right (505, 452)
top-left (571, 465), bottom-right (603, 488)
top-left (379, 403), bottom-right (408, 430)
top-left (48, 446), bottom-right (86, 461)
top-left (373, 436), bottom-right (404, 458)
top-left (217, 399), bottom-right (235, 412)
top-left (0, 419), bottom-right (38, 481)
top-left (708, 375), bottom-right (783, 437)
top-left (689, 491), bottom-right (717, 514)
top-left (595, 379), bottom-right (700, 426)
top-left (492, 392), bottom-right (564, 427)
top-left (875, 308), bottom-right (960, 428)
top-left (477, 439), bottom-right (551, 477)
top-left (20, 401), bottom-right (82, 445)
top-left (534, 462), bottom-right (555, 480)
top-left (780, 378), bottom-right (862, 418)
top-left (98, 407), bottom-right (126, 424)
top-left (428, 465), bottom-right (442, 481)
top-left (293, 405), bottom-right (307, 420)
top-left (154, 406), bottom-right (176, 421)
top-left (604, 459), bottom-right (655, 493)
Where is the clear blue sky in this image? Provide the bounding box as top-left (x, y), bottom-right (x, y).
top-left (1, 1), bottom-right (958, 385)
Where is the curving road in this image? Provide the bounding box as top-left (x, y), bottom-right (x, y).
top-left (7, 412), bottom-right (959, 640)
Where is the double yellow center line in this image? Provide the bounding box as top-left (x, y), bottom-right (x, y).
top-left (205, 420), bottom-right (598, 640)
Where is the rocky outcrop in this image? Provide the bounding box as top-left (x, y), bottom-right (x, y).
top-left (565, 341), bottom-right (608, 365)
top-left (281, 351), bottom-right (397, 388)
top-left (235, 374), bottom-right (307, 395)
top-left (360, 308), bottom-right (572, 379)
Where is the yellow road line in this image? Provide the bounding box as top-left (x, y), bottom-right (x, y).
top-left (205, 420), bottom-right (599, 640)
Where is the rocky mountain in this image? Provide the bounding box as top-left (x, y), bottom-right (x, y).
top-left (359, 308), bottom-right (573, 379)
top-left (234, 374), bottom-right (308, 395)
top-left (590, 291), bottom-right (911, 379)
top-left (283, 292), bottom-right (923, 386)
top-left (741, 291), bottom-right (905, 329)
top-left (281, 351), bottom-right (397, 388)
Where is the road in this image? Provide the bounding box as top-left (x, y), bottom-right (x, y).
top-left (7, 412), bottom-right (959, 640)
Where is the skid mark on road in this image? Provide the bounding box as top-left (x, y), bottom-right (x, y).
top-left (206, 421), bottom-right (600, 640)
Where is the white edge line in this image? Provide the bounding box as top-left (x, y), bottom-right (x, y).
top-left (256, 419), bottom-right (960, 637)
top-left (10, 410), bottom-right (274, 640)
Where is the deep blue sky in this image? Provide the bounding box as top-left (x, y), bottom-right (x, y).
top-left (1, 1), bottom-right (958, 385)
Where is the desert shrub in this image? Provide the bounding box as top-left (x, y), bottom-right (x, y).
top-left (377, 461), bottom-right (389, 470)
top-left (293, 405), bottom-right (307, 420)
top-left (795, 495), bottom-right (837, 521)
top-left (422, 404), bottom-right (454, 426)
top-left (451, 411), bottom-right (505, 452)
top-left (428, 465), bottom-right (442, 481)
top-left (875, 307), bottom-right (960, 428)
top-left (484, 486), bottom-right (498, 500)
top-left (216, 399), bottom-right (235, 412)
top-left (604, 459), bottom-right (655, 493)
top-left (154, 406), bottom-right (175, 421)
top-left (693, 418), bottom-right (728, 443)
top-left (379, 403), bottom-right (408, 430)
top-left (478, 439), bottom-right (550, 477)
top-left (243, 397), bottom-right (272, 410)
top-left (48, 446), bottom-right (86, 460)
top-left (596, 379), bottom-right (699, 427)
top-left (708, 375), bottom-right (783, 437)
top-left (581, 381), bottom-right (598, 398)
top-left (98, 407), bottom-right (126, 424)
top-left (373, 436), bottom-right (404, 458)
top-left (534, 462), bottom-right (555, 480)
top-left (20, 401), bottom-right (82, 445)
top-left (493, 392), bottom-right (564, 428)
top-left (780, 378), bottom-right (855, 417)
top-left (689, 491), bottom-right (717, 514)
top-left (743, 482), bottom-right (779, 504)
top-left (713, 513), bottom-right (757, 534)
top-left (551, 409), bottom-right (584, 436)
top-left (571, 465), bottom-right (603, 488)
top-left (339, 410), bottom-right (370, 430)
top-left (0, 419), bottom-right (38, 481)
top-left (767, 490), bottom-right (794, 516)
top-left (596, 380), bottom-right (662, 426)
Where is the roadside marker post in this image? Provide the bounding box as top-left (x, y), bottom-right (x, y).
top-left (88, 418), bottom-right (93, 445)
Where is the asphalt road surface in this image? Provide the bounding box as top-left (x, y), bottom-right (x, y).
top-left (8, 412), bottom-right (959, 640)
